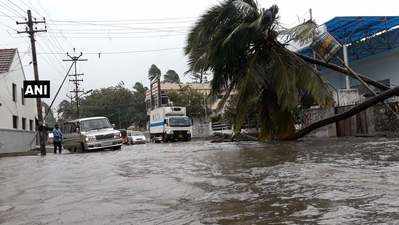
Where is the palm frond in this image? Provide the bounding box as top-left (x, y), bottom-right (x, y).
top-left (232, 0), bottom-right (258, 18)
top-left (280, 20), bottom-right (318, 45)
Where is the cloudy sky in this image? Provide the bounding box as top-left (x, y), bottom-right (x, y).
top-left (0, 0), bottom-right (397, 107)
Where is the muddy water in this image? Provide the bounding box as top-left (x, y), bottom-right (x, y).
top-left (1, 138), bottom-right (399, 224)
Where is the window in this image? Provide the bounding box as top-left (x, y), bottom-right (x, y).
top-left (22, 117), bottom-right (26, 130)
top-left (29, 119), bottom-right (33, 131)
top-left (12, 83), bottom-right (17, 102)
top-left (21, 88), bottom-right (25, 105)
top-left (12, 115), bottom-right (18, 129)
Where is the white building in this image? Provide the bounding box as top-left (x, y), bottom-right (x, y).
top-left (304, 16), bottom-right (399, 105)
top-left (0, 48), bottom-right (38, 154)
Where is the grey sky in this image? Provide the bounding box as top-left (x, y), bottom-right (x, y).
top-left (0, 0), bottom-right (398, 108)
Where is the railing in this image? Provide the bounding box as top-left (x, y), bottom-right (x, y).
top-left (211, 122), bottom-right (233, 135)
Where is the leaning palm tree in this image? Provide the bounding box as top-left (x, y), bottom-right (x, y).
top-left (148, 64), bottom-right (161, 82)
top-left (148, 64), bottom-right (162, 108)
top-left (185, 0), bottom-right (332, 140)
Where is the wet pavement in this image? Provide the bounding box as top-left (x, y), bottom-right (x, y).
top-left (1, 138), bottom-right (399, 224)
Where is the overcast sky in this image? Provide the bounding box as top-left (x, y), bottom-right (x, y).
top-left (0, 0), bottom-right (398, 108)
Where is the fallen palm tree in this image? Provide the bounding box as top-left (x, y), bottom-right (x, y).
top-left (185, 0), bottom-right (398, 141)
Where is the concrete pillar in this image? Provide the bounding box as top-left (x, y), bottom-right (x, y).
top-left (343, 45), bottom-right (351, 89)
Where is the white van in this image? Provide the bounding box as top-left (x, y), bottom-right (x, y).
top-left (62, 117), bottom-right (122, 152)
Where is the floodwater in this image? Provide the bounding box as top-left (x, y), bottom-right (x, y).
top-left (1, 138), bottom-right (399, 225)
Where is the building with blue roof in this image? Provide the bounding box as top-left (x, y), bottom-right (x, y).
top-left (302, 16), bottom-right (399, 97)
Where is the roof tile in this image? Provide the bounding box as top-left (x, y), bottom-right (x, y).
top-left (0, 48), bottom-right (16, 74)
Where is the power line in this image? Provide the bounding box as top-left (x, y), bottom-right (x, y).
top-left (42, 33), bottom-right (187, 39)
top-left (4, 0), bottom-right (26, 15)
top-left (48, 18), bottom-right (196, 25)
top-left (13, 0), bottom-right (42, 17)
top-left (48, 16), bottom-right (196, 23)
top-left (46, 26), bottom-right (190, 32)
top-left (22, 47), bottom-right (183, 55)
top-left (46, 28), bottom-right (189, 35)
top-left (0, 0), bottom-right (25, 18)
top-left (0, 20), bottom-right (18, 31)
top-left (0, 10), bottom-right (20, 22)
top-left (36, 42), bottom-right (68, 79)
top-left (45, 20), bottom-right (195, 31)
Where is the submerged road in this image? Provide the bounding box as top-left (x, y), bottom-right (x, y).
top-left (1, 138), bottom-right (399, 224)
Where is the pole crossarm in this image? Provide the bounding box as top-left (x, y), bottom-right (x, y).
top-left (63, 51), bottom-right (88, 119)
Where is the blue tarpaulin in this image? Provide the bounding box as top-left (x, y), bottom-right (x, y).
top-left (325, 16), bottom-right (399, 45)
top-left (300, 16), bottom-right (399, 62)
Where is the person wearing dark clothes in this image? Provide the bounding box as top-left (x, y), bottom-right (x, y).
top-left (53, 124), bottom-right (63, 154)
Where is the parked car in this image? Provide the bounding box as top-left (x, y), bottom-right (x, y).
top-left (127, 130), bottom-right (147, 145)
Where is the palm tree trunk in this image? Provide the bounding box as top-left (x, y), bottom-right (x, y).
top-left (157, 79), bottom-right (161, 107)
top-left (287, 86), bottom-right (399, 140)
top-left (150, 81), bottom-right (153, 109)
top-left (297, 54), bottom-right (390, 91)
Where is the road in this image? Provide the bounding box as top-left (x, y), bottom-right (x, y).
top-left (1, 138), bottom-right (399, 224)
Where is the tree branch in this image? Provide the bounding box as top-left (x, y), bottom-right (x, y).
top-left (297, 54), bottom-right (390, 91)
top-left (288, 86), bottom-right (399, 140)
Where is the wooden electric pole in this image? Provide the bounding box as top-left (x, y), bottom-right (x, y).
top-left (17, 10), bottom-right (47, 156)
top-left (63, 50), bottom-right (87, 119)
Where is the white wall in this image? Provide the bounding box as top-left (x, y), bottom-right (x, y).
top-left (323, 48), bottom-right (399, 89)
top-left (0, 52), bottom-right (37, 131)
top-left (0, 129), bottom-right (36, 153)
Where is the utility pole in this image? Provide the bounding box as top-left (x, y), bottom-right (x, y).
top-left (63, 50), bottom-right (87, 119)
top-left (17, 10), bottom-right (47, 156)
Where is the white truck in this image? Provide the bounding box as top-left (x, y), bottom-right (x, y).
top-left (149, 107), bottom-right (192, 142)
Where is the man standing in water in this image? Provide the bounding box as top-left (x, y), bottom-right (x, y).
top-left (53, 124), bottom-right (63, 154)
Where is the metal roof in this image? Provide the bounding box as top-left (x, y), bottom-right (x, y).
top-left (325, 16), bottom-right (399, 45)
top-left (299, 16), bottom-right (399, 62)
top-left (0, 48), bottom-right (16, 74)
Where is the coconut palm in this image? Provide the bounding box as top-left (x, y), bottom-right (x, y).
top-left (148, 64), bottom-right (161, 81)
top-left (164, 70), bottom-right (180, 83)
top-left (148, 64), bottom-right (162, 108)
top-left (185, 0), bottom-right (333, 140)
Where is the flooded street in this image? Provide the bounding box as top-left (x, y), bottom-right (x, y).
top-left (1, 138), bottom-right (399, 224)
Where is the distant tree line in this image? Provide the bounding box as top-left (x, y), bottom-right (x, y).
top-left (57, 82), bottom-right (148, 129)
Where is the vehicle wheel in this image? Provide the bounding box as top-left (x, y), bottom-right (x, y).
top-left (113, 145), bottom-right (122, 150)
top-left (162, 134), bottom-right (168, 143)
top-left (80, 143), bottom-right (86, 152)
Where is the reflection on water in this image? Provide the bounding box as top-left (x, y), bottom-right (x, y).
top-left (1, 138), bottom-right (399, 224)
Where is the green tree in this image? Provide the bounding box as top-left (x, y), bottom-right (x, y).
top-left (163, 70), bottom-right (180, 83)
top-left (58, 83), bottom-right (149, 129)
top-left (57, 100), bottom-right (75, 122)
top-left (168, 85), bottom-right (209, 118)
top-left (79, 86), bottom-right (136, 129)
top-left (131, 82), bottom-right (148, 128)
top-left (42, 102), bottom-right (56, 128)
top-left (148, 64), bottom-right (161, 81)
top-left (185, 0), bottom-right (332, 140)
top-left (148, 64), bottom-right (161, 108)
